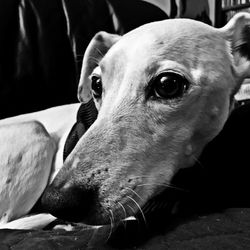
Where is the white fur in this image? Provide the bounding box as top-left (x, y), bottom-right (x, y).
top-left (0, 104), bottom-right (80, 228)
top-left (1, 13), bottom-right (250, 229)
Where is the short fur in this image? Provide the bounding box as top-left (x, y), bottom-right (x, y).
top-left (1, 13), bottom-right (250, 228)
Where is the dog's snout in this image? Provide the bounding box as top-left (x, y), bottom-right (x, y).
top-left (41, 184), bottom-right (97, 222)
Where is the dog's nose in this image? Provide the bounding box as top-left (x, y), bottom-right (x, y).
top-left (41, 184), bottom-right (96, 222)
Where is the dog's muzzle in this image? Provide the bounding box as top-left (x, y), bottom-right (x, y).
top-left (41, 99), bottom-right (99, 222)
top-left (41, 181), bottom-right (99, 223)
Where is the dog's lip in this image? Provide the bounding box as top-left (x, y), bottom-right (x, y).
top-left (45, 216), bottom-right (137, 230)
top-left (43, 186), bottom-right (185, 229)
top-left (87, 216), bottom-right (137, 227)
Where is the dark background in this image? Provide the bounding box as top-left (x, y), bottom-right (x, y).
top-left (0, 0), bottom-right (212, 119)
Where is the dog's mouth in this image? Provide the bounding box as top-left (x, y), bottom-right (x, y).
top-left (39, 170), bottom-right (188, 227)
top-left (37, 178), bottom-right (187, 231)
top-left (35, 185), bottom-right (186, 250)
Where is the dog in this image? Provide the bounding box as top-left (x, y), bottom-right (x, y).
top-left (0, 13), bottom-right (250, 230)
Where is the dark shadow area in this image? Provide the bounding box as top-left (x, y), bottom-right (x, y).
top-left (0, 0), bottom-right (168, 119)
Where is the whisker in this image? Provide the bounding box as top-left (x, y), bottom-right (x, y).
top-left (127, 196), bottom-right (147, 227)
top-left (132, 175), bottom-right (153, 179)
top-left (142, 199), bottom-right (158, 214)
top-left (127, 204), bottom-right (136, 214)
top-left (132, 176), bottom-right (188, 192)
top-left (117, 201), bottom-right (127, 220)
top-left (192, 155), bottom-right (205, 168)
top-left (158, 199), bottom-right (168, 209)
top-left (126, 205), bottom-right (139, 225)
top-left (110, 209), bottom-right (114, 227)
top-left (117, 201), bottom-right (127, 229)
top-left (137, 183), bottom-right (188, 193)
top-left (142, 197), bottom-right (172, 216)
top-left (125, 187), bottom-right (143, 201)
top-left (105, 210), bottom-right (114, 243)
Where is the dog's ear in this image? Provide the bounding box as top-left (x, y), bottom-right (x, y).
top-left (220, 13), bottom-right (250, 82)
top-left (78, 32), bottom-right (121, 103)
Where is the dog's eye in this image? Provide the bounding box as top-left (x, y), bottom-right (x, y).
top-left (152, 72), bottom-right (188, 99)
top-left (91, 75), bottom-right (102, 98)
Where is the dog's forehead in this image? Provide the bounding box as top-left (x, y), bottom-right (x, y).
top-left (122, 18), bottom-right (218, 47)
top-left (101, 19), bottom-right (229, 78)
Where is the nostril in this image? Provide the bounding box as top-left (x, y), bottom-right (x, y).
top-left (41, 184), bottom-right (96, 222)
top-left (128, 177), bottom-right (133, 183)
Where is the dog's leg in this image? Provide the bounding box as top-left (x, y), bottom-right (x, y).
top-left (0, 121), bottom-right (56, 224)
top-left (0, 104), bottom-right (80, 229)
top-left (0, 213), bottom-right (56, 230)
top-left (0, 104), bottom-right (81, 182)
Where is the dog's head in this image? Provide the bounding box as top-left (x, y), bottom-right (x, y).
top-left (42, 13), bottom-right (250, 225)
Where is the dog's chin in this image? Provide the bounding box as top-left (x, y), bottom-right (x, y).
top-left (83, 188), bottom-right (185, 227)
top-left (38, 173), bottom-right (186, 227)
top-left (79, 206), bottom-right (131, 226)
top-left (39, 192), bottom-right (132, 226)
top-left (76, 213), bottom-right (112, 226)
